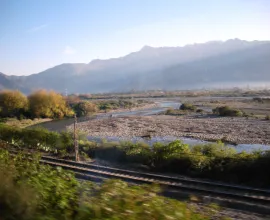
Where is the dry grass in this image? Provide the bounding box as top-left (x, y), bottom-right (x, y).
top-left (4, 118), bottom-right (52, 128)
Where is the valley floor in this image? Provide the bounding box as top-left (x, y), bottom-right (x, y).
top-left (73, 115), bottom-right (270, 145)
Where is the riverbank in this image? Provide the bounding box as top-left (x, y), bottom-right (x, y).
top-left (73, 115), bottom-right (270, 145)
top-left (25, 103), bottom-right (160, 131)
top-left (2, 118), bottom-right (52, 128)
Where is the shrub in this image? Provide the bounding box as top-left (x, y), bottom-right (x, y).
top-left (81, 139), bottom-right (270, 187)
top-left (165, 108), bottom-right (174, 115)
top-left (0, 124), bottom-right (63, 152)
top-left (192, 142), bottom-right (236, 157)
top-left (196, 109), bottom-right (204, 113)
top-left (0, 124), bottom-right (95, 157)
top-left (253, 97), bottom-right (263, 103)
top-left (180, 103), bottom-right (197, 111)
top-left (213, 106), bottom-right (243, 117)
top-left (20, 127), bottom-right (59, 150)
top-left (165, 108), bottom-right (188, 116)
top-left (98, 103), bottom-right (112, 113)
top-left (0, 124), bottom-right (23, 146)
top-left (0, 124), bottom-right (61, 151)
top-left (266, 115), bottom-right (270, 120)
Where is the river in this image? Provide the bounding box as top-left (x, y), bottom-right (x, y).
top-left (35, 100), bottom-right (270, 153)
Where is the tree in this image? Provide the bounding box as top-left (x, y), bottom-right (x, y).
top-left (73, 101), bottom-right (97, 117)
top-left (28, 90), bottom-right (73, 118)
top-left (0, 90), bottom-right (28, 118)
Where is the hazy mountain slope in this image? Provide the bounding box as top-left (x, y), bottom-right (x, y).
top-left (0, 72), bottom-right (19, 90)
top-left (75, 40), bottom-right (270, 92)
top-left (0, 39), bottom-right (269, 93)
top-left (80, 39), bottom-right (263, 79)
top-left (136, 42), bottom-right (270, 90)
top-left (14, 63), bottom-right (87, 93)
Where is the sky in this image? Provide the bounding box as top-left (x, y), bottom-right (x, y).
top-left (0, 0), bottom-right (270, 75)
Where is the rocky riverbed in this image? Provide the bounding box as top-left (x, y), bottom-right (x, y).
top-left (72, 115), bottom-right (270, 145)
top-left (108, 103), bottom-right (158, 113)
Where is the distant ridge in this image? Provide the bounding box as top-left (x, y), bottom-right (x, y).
top-left (1, 39), bottom-right (270, 93)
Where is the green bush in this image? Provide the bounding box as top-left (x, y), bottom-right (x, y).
top-left (213, 106), bottom-right (243, 117)
top-left (0, 124), bottom-right (60, 151)
top-left (266, 115), bottom-right (270, 120)
top-left (179, 103), bottom-right (197, 111)
top-left (72, 101), bottom-right (97, 117)
top-left (84, 139), bottom-right (270, 187)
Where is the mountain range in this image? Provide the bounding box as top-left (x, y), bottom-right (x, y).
top-left (1, 39), bottom-right (270, 94)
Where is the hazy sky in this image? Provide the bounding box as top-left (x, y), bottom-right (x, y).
top-left (0, 0), bottom-right (269, 75)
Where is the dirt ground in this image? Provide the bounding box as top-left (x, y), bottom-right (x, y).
top-left (74, 115), bottom-right (270, 145)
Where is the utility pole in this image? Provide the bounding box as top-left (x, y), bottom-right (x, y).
top-left (130, 95), bottom-right (134, 111)
top-left (74, 114), bottom-right (79, 162)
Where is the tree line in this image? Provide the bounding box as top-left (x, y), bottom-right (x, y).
top-left (0, 90), bottom-right (99, 119)
top-left (0, 89), bottom-right (153, 120)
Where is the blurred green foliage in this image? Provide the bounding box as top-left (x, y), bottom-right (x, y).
top-left (0, 124), bottom-right (90, 157)
top-left (0, 148), bottom-right (213, 220)
top-left (82, 140), bottom-right (270, 187)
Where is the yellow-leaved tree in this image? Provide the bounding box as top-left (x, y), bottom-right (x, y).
top-left (0, 90), bottom-right (28, 118)
top-left (28, 90), bottom-right (74, 118)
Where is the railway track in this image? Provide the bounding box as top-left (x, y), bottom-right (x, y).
top-left (8, 150), bottom-right (270, 213)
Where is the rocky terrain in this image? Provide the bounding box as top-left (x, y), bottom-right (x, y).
top-left (74, 115), bottom-right (270, 145)
top-left (108, 103), bottom-right (158, 113)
